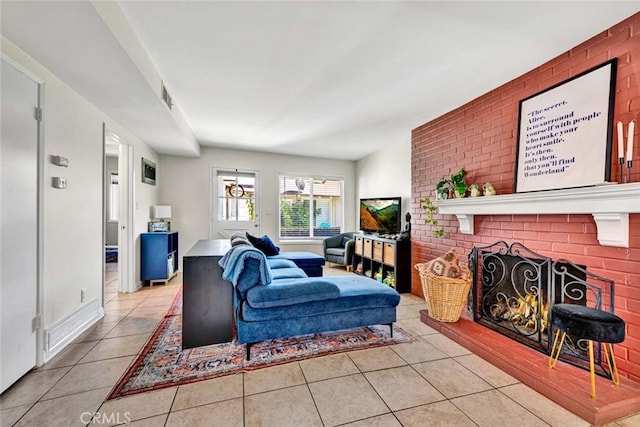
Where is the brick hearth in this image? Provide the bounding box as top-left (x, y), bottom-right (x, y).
top-left (420, 309), bottom-right (640, 425)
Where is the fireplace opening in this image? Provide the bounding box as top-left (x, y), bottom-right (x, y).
top-left (469, 241), bottom-right (616, 377)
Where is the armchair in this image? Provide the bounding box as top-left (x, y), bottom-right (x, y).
top-left (323, 232), bottom-right (355, 271)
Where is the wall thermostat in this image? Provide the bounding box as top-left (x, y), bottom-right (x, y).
top-left (51, 155), bottom-right (69, 167)
top-left (52, 177), bottom-right (67, 189)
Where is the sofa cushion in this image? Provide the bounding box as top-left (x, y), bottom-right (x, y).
top-left (246, 279), bottom-right (340, 309)
top-left (326, 247), bottom-right (345, 257)
top-left (241, 276), bottom-right (400, 321)
top-left (246, 233), bottom-right (280, 256)
top-left (267, 258), bottom-right (298, 269)
top-left (271, 267), bottom-right (308, 280)
top-left (267, 252), bottom-right (326, 277)
top-left (268, 252), bottom-right (325, 268)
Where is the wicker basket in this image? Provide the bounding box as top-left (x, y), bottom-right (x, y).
top-left (415, 264), bottom-right (472, 322)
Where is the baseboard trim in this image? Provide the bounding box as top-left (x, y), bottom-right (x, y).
top-left (43, 299), bottom-right (104, 362)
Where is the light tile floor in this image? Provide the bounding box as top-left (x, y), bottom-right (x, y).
top-left (1, 263), bottom-right (639, 426)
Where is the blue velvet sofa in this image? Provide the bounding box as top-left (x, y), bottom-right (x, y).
top-left (232, 232), bottom-right (326, 277)
top-left (268, 252), bottom-right (325, 277)
top-left (219, 244), bottom-right (400, 359)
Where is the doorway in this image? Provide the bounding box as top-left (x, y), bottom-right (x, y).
top-left (104, 136), bottom-right (120, 300)
top-left (103, 128), bottom-right (134, 296)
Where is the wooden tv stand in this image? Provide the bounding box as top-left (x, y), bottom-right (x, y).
top-left (351, 233), bottom-right (411, 293)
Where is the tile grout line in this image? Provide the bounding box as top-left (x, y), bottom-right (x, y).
top-left (163, 386), bottom-right (179, 427)
top-left (344, 348), bottom-right (399, 425)
top-left (493, 386), bottom-right (556, 427)
top-left (36, 356), bottom-right (137, 403)
top-left (6, 401), bottom-right (38, 427)
top-left (242, 370), bottom-right (246, 427)
top-left (390, 330), bottom-right (507, 425)
top-left (297, 361), bottom-right (327, 427)
top-left (35, 339), bottom-right (102, 372)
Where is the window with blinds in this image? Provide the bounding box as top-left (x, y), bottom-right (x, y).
top-left (279, 175), bottom-right (343, 239)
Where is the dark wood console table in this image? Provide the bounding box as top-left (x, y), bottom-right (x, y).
top-left (182, 239), bottom-right (232, 349)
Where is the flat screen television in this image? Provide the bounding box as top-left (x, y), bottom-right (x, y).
top-left (359, 197), bottom-right (401, 234)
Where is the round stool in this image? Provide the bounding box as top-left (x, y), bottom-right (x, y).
top-left (548, 304), bottom-right (625, 400)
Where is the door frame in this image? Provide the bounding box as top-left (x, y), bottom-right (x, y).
top-left (1, 54), bottom-right (45, 368)
top-left (210, 167), bottom-right (261, 239)
top-left (118, 143), bottom-right (135, 293)
top-left (102, 126), bottom-right (135, 295)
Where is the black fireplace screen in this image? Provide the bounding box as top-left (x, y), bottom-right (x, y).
top-left (468, 241), bottom-right (616, 377)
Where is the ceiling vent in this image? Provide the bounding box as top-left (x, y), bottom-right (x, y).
top-left (161, 81), bottom-right (173, 110)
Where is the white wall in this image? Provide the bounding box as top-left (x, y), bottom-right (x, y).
top-left (131, 145), bottom-right (160, 285)
top-left (92, 0), bottom-right (199, 157)
top-left (1, 38), bottom-right (159, 328)
top-left (356, 138), bottom-right (411, 231)
top-left (159, 147), bottom-right (357, 262)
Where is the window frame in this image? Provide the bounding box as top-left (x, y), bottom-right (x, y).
top-left (108, 172), bottom-right (119, 222)
top-left (278, 174), bottom-right (345, 241)
top-left (210, 167), bottom-right (261, 239)
top-left (215, 170), bottom-right (257, 223)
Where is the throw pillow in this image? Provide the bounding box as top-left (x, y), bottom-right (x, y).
top-left (246, 232), bottom-right (280, 256)
top-left (423, 249), bottom-right (467, 279)
top-left (230, 231), bottom-right (251, 247)
top-left (230, 234), bottom-right (251, 247)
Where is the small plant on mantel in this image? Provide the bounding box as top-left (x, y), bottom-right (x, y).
top-left (419, 195), bottom-right (445, 238)
top-left (437, 167), bottom-right (468, 199)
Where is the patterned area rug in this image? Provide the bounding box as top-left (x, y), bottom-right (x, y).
top-left (108, 288), bottom-right (413, 399)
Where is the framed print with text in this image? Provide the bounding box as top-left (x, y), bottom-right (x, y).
top-left (514, 59), bottom-right (617, 193)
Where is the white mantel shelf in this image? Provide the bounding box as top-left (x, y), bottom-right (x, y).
top-left (434, 183), bottom-right (640, 248)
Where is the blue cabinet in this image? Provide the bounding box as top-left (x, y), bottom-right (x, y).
top-left (141, 232), bottom-right (179, 285)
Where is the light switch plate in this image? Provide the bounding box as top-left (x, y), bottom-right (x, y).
top-left (52, 177), bottom-right (67, 189)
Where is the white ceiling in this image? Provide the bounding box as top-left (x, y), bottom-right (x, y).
top-left (2, 2), bottom-right (638, 160)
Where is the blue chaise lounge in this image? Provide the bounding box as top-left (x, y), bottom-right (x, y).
top-left (219, 243), bottom-right (401, 359)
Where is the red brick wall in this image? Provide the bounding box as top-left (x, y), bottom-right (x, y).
top-left (411, 13), bottom-right (640, 381)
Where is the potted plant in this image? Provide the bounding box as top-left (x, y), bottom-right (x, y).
top-left (436, 167), bottom-right (468, 199)
top-left (435, 179), bottom-right (449, 200)
top-left (449, 167), bottom-right (468, 198)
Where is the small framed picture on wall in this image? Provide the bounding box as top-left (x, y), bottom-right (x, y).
top-left (142, 158), bottom-right (156, 186)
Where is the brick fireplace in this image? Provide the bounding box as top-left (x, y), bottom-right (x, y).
top-left (411, 13), bottom-right (640, 423)
top-left (468, 240), bottom-right (614, 375)
top-left (411, 12), bottom-right (640, 387)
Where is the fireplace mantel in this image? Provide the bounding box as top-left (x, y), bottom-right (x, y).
top-left (434, 183), bottom-right (640, 247)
